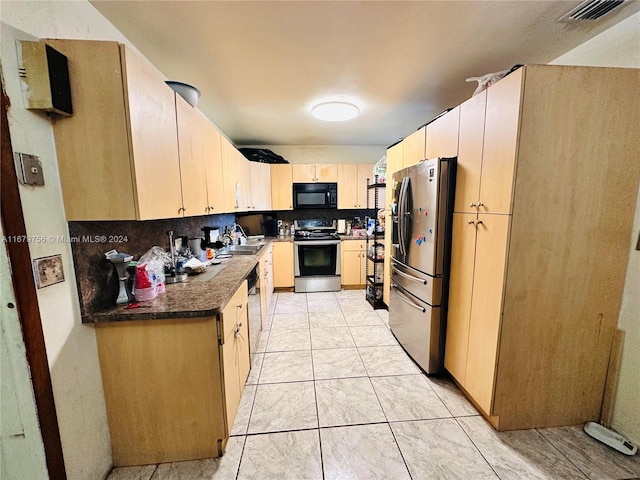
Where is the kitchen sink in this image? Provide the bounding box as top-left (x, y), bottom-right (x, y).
top-left (219, 244), bottom-right (265, 255)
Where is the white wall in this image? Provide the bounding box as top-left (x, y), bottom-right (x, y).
top-left (551, 11), bottom-right (640, 444)
top-left (0, 1), bottom-right (150, 478)
top-left (242, 145), bottom-right (386, 164)
top-left (0, 222), bottom-right (49, 480)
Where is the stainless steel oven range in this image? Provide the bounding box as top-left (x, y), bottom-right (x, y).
top-left (293, 219), bottom-right (341, 292)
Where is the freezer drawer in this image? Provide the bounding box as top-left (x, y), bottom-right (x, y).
top-left (389, 283), bottom-right (443, 374)
top-left (391, 260), bottom-right (441, 306)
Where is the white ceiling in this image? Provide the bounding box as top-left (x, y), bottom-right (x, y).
top-left (90, 0), bottom-right (639, 147)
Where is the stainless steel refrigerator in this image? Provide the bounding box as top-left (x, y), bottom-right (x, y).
top-left (389, 157), bottom-right (456, 374)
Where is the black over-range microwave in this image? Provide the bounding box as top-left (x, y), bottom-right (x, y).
top-left (293, 183), bottom-right (338, 209)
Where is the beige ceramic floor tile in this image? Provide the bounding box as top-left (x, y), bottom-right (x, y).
top-left (230, 385), bottom-right (256, 436)
top-left (265, 328), bottom-right (311, 352)
top-left (357, 346), bottom-right (420, 376)
top-left (258, 351), bottom-right (314, 384)
top-left (150, 436), bottom-right (245, 479)
top-left (539, 425), bottom-right (640, 480)
top-left (237, 430), bottom-right (322, 480)
top-left (349, 325), bottom-right (398, 347)
top-left (270, 312), bottom-right (309, 330)
top-left (107, 465), bottom-right (157, 480)
top-left (371, 375), bottom-right (451, 421)
top-left (391, 419), bottom-right (498, 479)
top-left (321, 424), bottom-right (411, 480)
top-left (312, 348), bottom-right (368, 380)
top-left (426, 376), bottom-right (480, 417)
top-left (308, 311), bottom-right (347, 328)
top-left (458, 416), bottom-right (587, 480)
top-left (248, 382), bottom-right (318, 434)
top-left (315, 377), bottom-right (386, 427)
top-left (310, 326), bottom-right (355, 349)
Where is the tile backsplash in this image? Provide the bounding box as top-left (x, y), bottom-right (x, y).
top-left (275, 208), bottom-right (375, 227)
top-left (69, 213), bottom-right (235, 315)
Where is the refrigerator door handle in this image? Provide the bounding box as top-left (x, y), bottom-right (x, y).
top-left (398, 177), bottom-right (409, 256)
top-left (397, 178), bottom-right (404, 255)
top-left (391, 264), bottom-right (428, 285)
top-left (391, 284), bottom-right (426, 313)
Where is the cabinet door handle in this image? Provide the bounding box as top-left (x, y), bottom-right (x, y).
top-left (475, 220), bottom-right (483, 226)
top-left (469, 202), bottom-right (477, 208)
top-left (179, 207), bottom-right (186, 213)
top-left (468, 220), bottom-right (475, 225)
top-left (234, 322), bottom-right (245, 339)
top-left (477, 202), bottom-right (484, 207)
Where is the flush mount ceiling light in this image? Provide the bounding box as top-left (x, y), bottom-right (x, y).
top-left (311, 101), bottom-right (360, 122)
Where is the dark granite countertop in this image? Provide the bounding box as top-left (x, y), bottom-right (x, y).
top-left (337, 235), bottom-right (371, 241)
top-left (82, 240), bottom-right (273, 324)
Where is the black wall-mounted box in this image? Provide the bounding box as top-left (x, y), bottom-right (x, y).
top-left (19, 41), bottom-right (73, 116)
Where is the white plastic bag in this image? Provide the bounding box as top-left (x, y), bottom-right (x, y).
top-left (466, 69), bottom-right (510, 96)
top-left (134, 246), bottom-right (170, 301)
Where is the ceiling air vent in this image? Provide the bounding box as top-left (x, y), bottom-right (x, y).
top-left (559, 0), bottom-right (627, 21)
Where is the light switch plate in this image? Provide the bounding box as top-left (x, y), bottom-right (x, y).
top-left (14, 153), bottom-right (45, 186)
top-left (33, 254), bottom-right (64, 288)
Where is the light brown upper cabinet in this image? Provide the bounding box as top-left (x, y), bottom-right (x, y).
top-left (477, 71), bottom-right (521, 215)
top-left (401, 125), bottom-right (426, 168)
top-left (221, 137), bottom-right (251, 212)
top-left (201, 119), bottom-right (225, 214)
top-left (445, 65), bottom-right (640, 431)
top-left (49, 39), bottom-right (183, 220)
top-left (454, 91), bottom-right (487, 214)
top-left (248, 161), bottom-right (272, 211)
top-left (271, 164), bottom-right (293, 210)
top-left (176, 94), bottom-right (209, 217)
top-left (425, 107), bottom-right (460, 159)
top-left (337, 164), bottom-right (373, 209)
top-left (292, 164), bottom-right (338, 182)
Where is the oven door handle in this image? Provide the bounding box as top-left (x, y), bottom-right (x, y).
top-left (391, 284), bottom-right (426, 313)
top-left (391, 264), bottom-right (427, 285)
top-left (293, 240), bottom-right (340, 246)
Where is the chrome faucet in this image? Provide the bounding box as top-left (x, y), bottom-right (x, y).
top-left (220, 232), bottom-right (233, 247)
top-left (233, 223), bottom-right (248, 243)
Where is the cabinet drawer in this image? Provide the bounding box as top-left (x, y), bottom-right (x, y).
top-left (221, 281), bottom-right (248, 337)
top-left (341, 240), bottom-right (366, 251)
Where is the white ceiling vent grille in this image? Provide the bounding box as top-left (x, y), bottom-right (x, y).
top-left (559, 0), bottom-right (627, 21)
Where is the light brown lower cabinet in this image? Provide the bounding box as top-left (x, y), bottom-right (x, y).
top-left (95, 281), bottom-right (249, 466)
top-left (341, 240), bottom-right (367, 287)
top-left (272, 241), bottom-right (294, 288)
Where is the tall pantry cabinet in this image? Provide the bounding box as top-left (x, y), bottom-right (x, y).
top-left (444, 65), bottom-right (640, 431)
